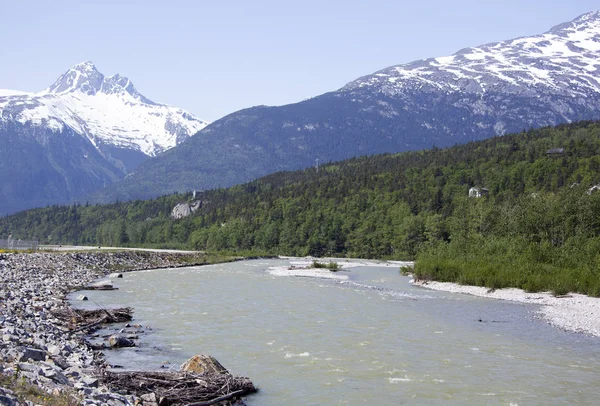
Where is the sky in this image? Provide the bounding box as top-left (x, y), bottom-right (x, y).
top-left (0, 0), bottom-right (598, 122)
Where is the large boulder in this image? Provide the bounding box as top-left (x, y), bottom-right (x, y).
top-left (108, 335), bottom-right (135, 348)
top-left (180, 354), bottom-right (228, 375)
top-left (20, 347), bottom-right (46, 362)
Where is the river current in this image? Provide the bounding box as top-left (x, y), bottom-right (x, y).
top-left (70, 259), bottom-right (600, 405)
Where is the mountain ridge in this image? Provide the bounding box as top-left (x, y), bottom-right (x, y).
top-left (0, 62), bottom-right (209, 214)
top-left (0, 61), bottom-right (208, 157)
top-left (91, 10), bottom-right (600, 204)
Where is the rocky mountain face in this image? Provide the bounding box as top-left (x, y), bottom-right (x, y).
top-left (92, 11), bottom-right (600, 204)
top-left (0, 62), bottom-right (208, 214)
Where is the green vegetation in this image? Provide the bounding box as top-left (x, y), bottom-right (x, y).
top-left (3, 121), bottom-right (600, 295)
top-left (312, 260), bottom-right (341, 271)
top-left (0, 369), bottom-right (78, 405)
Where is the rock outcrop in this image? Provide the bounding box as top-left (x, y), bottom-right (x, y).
top-left (171, 200), bottom-right (202, 219)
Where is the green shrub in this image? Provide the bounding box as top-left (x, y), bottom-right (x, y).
top-left (312, 260), bottom-right (340, 271)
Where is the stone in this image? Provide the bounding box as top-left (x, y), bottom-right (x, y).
top-left (0, 395), bottom-right (17, 406)
top-left (51, 355), bottom-right (69, 370)
top-left (77, 294), bottom-right (89, 301)
top-left (64, 366), bottom-right (83, 378)
top-left (140, 392), bottom-right (158, 405)
top-left (180, 354), bottom-right (228, 375)
top-left (171, 203), bottom-right (192, 219)
top-left (20, 347), bottom-right (46, 361)
top-left (42, 368), bottom-right (70, 385)
top-left (92, 392), bottom-right (131, 405)
top-left (82, 375), bottom-right (99, 387)
top-left (20, 370), bottom-right (38, 382)
top-left (108, 335), bottom-right (135, 348)
top-left (46, 343), bottom-right (61, 356)
top-left (61, 343), bottom-right (73, 355)
top-left (74, 382), bottom-right (94, 396)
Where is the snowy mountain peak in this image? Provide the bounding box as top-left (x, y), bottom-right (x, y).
top-left (46, 61), bottom-right (104, 95)
top-left (102, 73), bottom-right (156, 104)
top-left (549, 10), bottom-right (600, 33)
top-left (342, 10), bottom-right (600, 100)
top-left (73, 60), bottom-right (98, 72)
top-left (0, 62), bottom-right (209, 157)
top-left (44, 62), bottom-right (155, 104)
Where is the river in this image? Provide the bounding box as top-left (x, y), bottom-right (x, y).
top-left (70, 258), bottom-right (600, 405)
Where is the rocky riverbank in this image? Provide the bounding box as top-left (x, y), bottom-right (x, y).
top-left (0, 250), bottom-right (248, 405)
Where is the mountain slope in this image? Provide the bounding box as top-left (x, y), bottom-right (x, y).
top-left (0, 62), bottom-right (209, 214)
top-left (4, 119), bottom-right (600, 258)
top-left (6, 120), bottom-right (600, 297)
top-left (93, 11), bottom-right (600, 203)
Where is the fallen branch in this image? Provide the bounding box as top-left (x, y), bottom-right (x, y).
top-left (70, 315), bottom-right (108, 333)
top-left (186, 389), bottom-right (246, 406)
top-left (52, 307), bottom-right (133, 331)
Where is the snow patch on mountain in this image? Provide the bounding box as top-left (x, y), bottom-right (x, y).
top-left (343, 11), bottom-right (600, 98)
top-left (0, 89), bottom-right (33, 97)
top-left (0, 62), bottom-right (208, 156)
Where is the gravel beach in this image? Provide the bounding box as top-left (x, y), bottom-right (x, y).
top-left (0, 250), bottom-right (224, 405)
top-left (412, 279), bottom-right (600, 337)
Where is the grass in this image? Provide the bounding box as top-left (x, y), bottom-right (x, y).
top-left (399, 265), bottom-right (413, 276)
top-left (0, 370), bottom-right (79, 406)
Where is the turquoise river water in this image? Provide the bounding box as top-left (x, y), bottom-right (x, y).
top-left (70, 259), bottom-right (600, 405)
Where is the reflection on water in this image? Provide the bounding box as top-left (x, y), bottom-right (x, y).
top-left (71, 259), bottom-right (600, 405)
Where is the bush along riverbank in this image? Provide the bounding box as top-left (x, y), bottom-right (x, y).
top-left (413, 187), bottom-right (600, 297)
top-left (0, 251), bottom-right (257, 405)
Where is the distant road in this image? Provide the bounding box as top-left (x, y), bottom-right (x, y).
top-left (40, 245), bottom-right (200, 254)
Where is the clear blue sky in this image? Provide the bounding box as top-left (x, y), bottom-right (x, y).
top-left (0, 0), bottom-right (598, 122)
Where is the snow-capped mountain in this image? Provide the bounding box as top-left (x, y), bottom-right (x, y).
top-left (0, 61), bottom-right (208, 157)
top-left (93, 11), bottom-right (600, 204)
top-left (348, 11), bottom-right (600, 97)
top-left (342, 11), bottom-right (600, 134)
top-left (0, 62), bottom-right (208, 215)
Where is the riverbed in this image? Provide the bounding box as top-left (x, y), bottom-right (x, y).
top-left (71, 258), bottom-right (600, 405)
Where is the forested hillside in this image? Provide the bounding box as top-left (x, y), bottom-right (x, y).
top-left (4, 121), bottom-right (600, 294)
top-left (88, 11), bottom-right (600, 204)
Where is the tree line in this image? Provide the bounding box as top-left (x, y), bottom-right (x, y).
top-left (3, 121), bottom-right (600, 294)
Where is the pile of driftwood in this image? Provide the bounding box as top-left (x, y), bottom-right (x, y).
top-left (53, 306), bottom-right (134, 332)
top-left (101, 370), bottom-right (257, 405)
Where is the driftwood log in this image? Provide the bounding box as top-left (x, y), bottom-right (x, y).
top-left (100, 370), bottom-right (257, 405)
top-left (52, 307), bottom-right (134, 332)
top-left (85, 283), bottom-right (118, 290)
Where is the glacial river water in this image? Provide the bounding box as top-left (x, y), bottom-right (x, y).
top-left (71, 259), bottom-right (600, 405)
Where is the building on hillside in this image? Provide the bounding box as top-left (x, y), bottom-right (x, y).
top-left (469, 187), bottom-right (489, 198)
top-left (588, 185), bottom-right (600, 195)
top-left (546, 148), bottom-right (565, 157)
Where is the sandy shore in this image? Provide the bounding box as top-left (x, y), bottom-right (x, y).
top-left (412, 279), bottom-right (600, 337)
